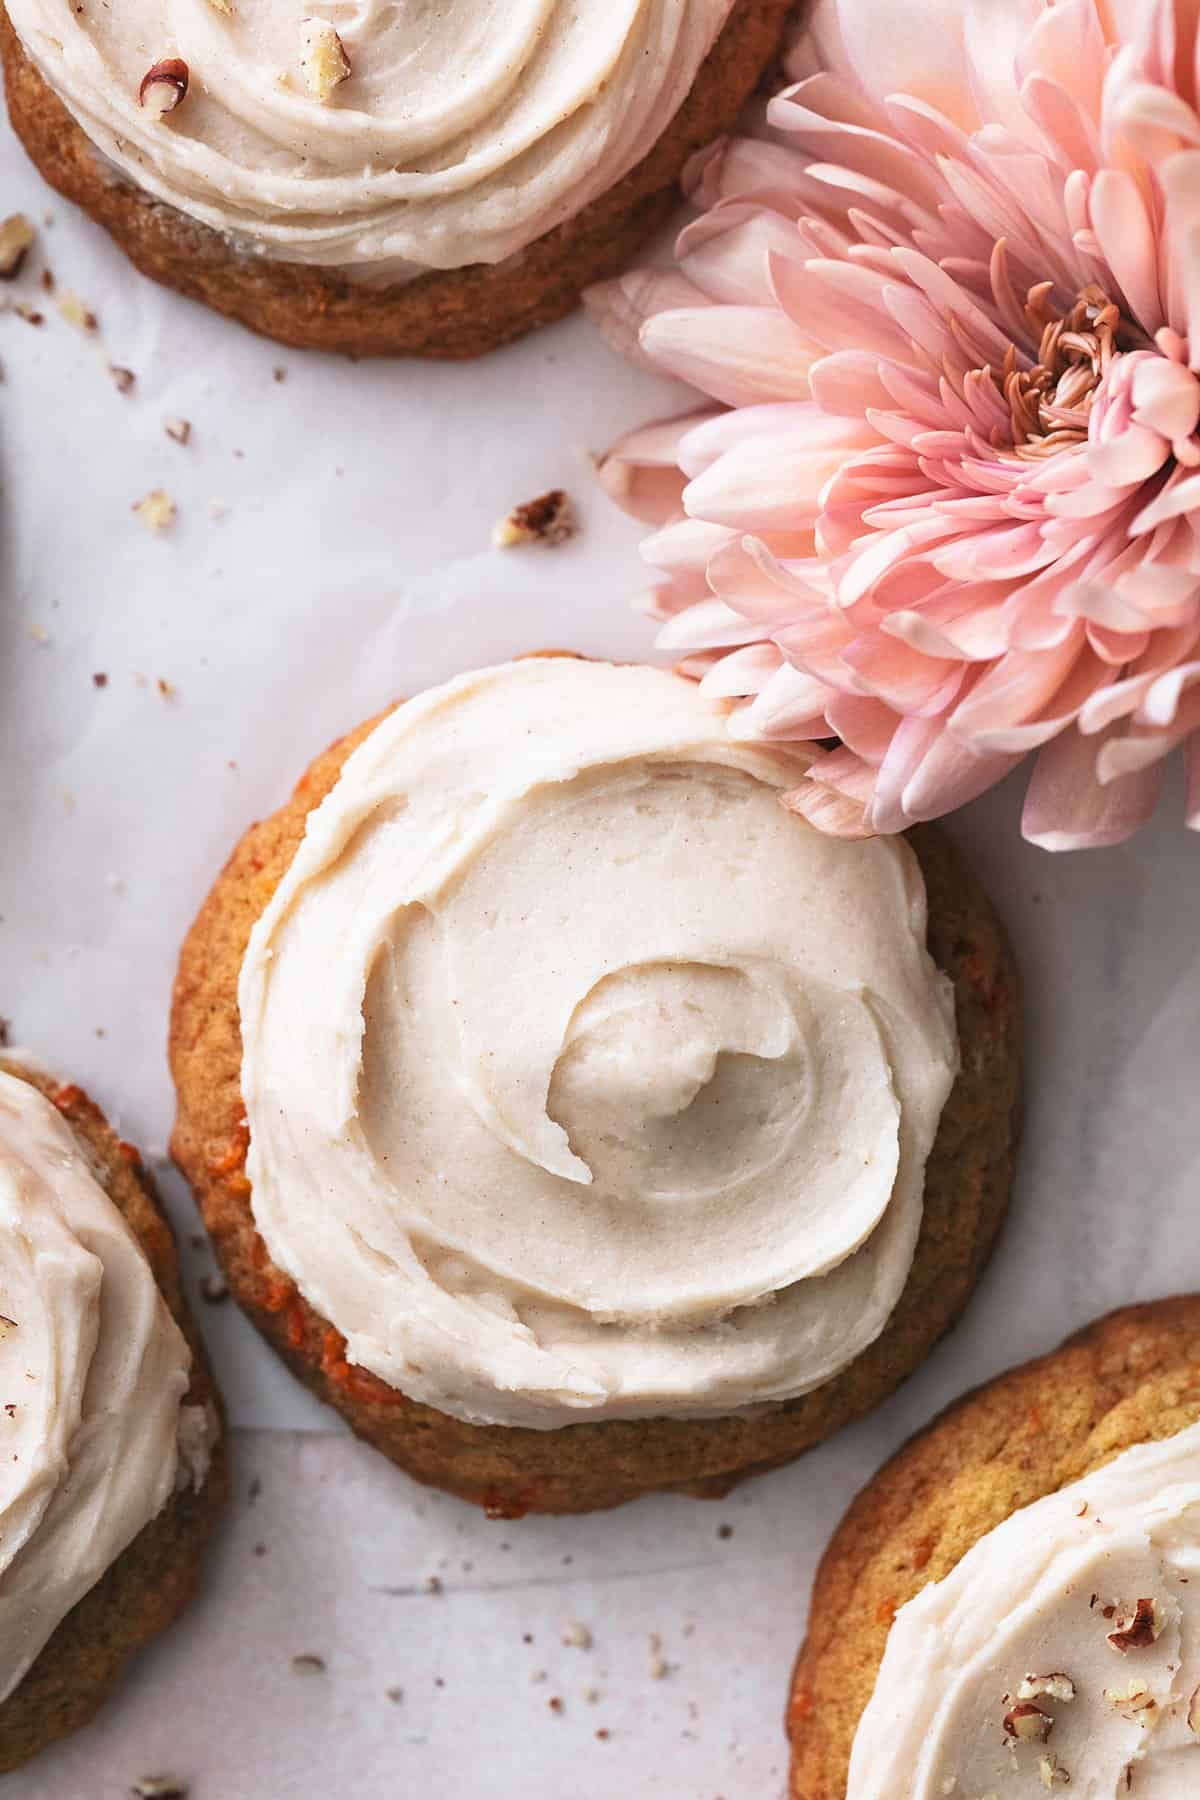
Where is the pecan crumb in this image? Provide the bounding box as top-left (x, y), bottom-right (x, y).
top-left (1003, 1701), bottom-right (1053, 1743)
top-left (57, 290), bottom-right (97, 333)
top-left (1018, 1674), bottom-right (1076, 1705)
top-left (493, 488), bottom-right (577, 549)
top-left (92, 671), bottom-right (108, 688)
top-left (132, 489), bottom-right (176, 532)
top-left (300, 20), bottom-right (350, 101)
top-left (139, 58), bottom-right (189, 116)
top-left (1108, 1598), bottom-right (1163, 1652)
top-left (0, 213), bottom-right (35, 279)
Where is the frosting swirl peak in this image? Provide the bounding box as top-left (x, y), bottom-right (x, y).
top-left (240, 660), bottom-right (958, 1429)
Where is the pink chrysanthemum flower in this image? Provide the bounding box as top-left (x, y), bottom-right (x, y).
top-left (588, 0), bottom-right (1200, 848)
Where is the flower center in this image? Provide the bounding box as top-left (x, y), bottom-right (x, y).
top-left (990, 283), bottom-right (1121, 461)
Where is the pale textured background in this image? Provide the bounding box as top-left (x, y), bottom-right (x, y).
top-left (1, 99), bottom-right (1197, 1800)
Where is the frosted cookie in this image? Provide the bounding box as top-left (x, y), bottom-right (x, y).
top-left (0, 1059), bottom-right (225, 1771)
top-left (0, 2), bottom-right (791, 356)
top-left (170, 656), bottom-right (1019, 1514)
top-left (789, 1297), bottom-right (1200, 1797)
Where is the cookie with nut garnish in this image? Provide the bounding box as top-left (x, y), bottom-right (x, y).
top-left (170, 654), bottom-right (1019, 1516)
top-left (0, 1), bottom-right (791, 357)
top-left (0, 1057), bottom-right (226, 1772)
top-left (789, 1296), bottom-right (1200, 1798)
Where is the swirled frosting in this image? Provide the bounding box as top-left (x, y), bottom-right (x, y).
top-left (240, 659), bottom-right (958, 1430)
top-left (0, 1069), bottom-right (194, 1701)
top-left (5, 0), bottom-right (733, 274)
top-left (849, 1424), bottom-right (1200, 1798)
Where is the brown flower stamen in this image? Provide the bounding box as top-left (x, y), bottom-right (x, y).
top-left (990, 283), bottom-right (1123, 460)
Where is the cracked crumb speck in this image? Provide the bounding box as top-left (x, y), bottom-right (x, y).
top-left (548, 1696), bottom-right (564, 1714)
top-left (385, 1685), bottom-right (404, 1704)
top-left (424, 1575), bottom-right (443, 1595)
top-left (92, 671), bottom-right (108, 688)
top-left (493, 488), bottom-right (577, 549)
top-left (0, 213), bottom-right (35, 279)
top-left (133, 489), bottom-right (176, 532)
top-left (57, 289), bottom-right (97, 333)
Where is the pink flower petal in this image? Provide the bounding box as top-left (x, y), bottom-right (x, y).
top-left (1022, 726), bottom-right (1165, 849)
top-left (583, 270), bottom-right (708, 368)
top-left (640, 307), bottom-right (817, 407)
top-left (596, 414), bottom-right (717, 525)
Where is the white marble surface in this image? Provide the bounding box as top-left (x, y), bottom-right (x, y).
top-left (1, 99), bottom-right (1198, 1800)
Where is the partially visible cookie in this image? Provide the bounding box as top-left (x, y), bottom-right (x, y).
top-left (0, 2), bottom-right (793, 358)
top-left (170, 658), bottom-right (1020, 1516)
top-left (0, 1059), bottom-right (227, 1773)
top-left (789, 1297), bottom-right (1200, 1798)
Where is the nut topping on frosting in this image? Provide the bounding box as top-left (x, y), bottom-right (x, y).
top-left (847, 1425), bottom-right (1200, 1798)
top-left (138, 58), bottom-right (189, 117)
top-left (1003, 1703), bottom-right (1053, 1743)
top-left (299, 21), bottom-right (350, 103)
top-left (1018, 1675), bottom-right (1077, 1705)
top-left (1107, 1598), bottom-right (1164, 1652)
top-left (238, 660), bottom-right (958, 1430)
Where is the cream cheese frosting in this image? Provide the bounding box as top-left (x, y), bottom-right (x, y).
top-left (239, 658), bottom-right (958, 1430)
top-left (848, 1423), bottom-right (1200, 1798)
top-left (4, 0), bottom-right (733, 274)
top-left (0, 1069), bottom-right (193, 1702)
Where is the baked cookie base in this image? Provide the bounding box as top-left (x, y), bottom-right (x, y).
top-left (0, 1), bottom-right (793, 358)
top-left (170, 698), bottom-right (1022, 1517)
top-left (0, 1061), bottom-right (228, 1773)
top-left (788, 1296), bottom-right (1200, 1799)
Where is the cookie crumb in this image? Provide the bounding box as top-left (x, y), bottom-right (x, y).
top-left (493, 489), bottom-right (576, 549)
top-left (291, 1653), bottom-right (327, 1674)
top-left (165, 417), bottom-right (192, 446)
top-left (109, 364), bottom-right (136, 394)
top-left (57, 290), bottom-right (97, 333)
top-left (562, 1620), bottom-right (593, 1650)
top-left (385, 1685), bottom-right (404, 1704)
top-left (133, 489), bottom-right (176, 532)
top-left (424, 1575), bottom-right (443, 1595)
top-left (0, 213), bottom-right (35, 280)
top-left (131, 1780), bottom-right (188, 1799)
